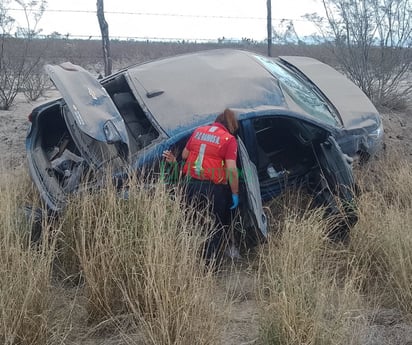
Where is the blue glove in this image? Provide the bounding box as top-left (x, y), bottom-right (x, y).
top-left (230, 194), bottom-right (239, 210)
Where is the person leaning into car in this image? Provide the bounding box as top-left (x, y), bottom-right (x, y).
top-left (162, 108), bottom-right (239, 261)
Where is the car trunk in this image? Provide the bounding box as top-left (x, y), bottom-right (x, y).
top-left (26, 65), bottom-right (161, 212)
top-left (28, 96), bottom-right (160, 212)
top-left (27, 101), bottom-right (89, 211)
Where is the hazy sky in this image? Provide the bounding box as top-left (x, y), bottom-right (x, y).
top-left (9, 0), bottom-right (324, 41)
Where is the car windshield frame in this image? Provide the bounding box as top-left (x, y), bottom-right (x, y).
top-left (254, 55), bottom-right (340, 127)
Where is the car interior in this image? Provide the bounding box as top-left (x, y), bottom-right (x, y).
top-left (244, 117), bottom-right (327, 188)
top-left (103, 74), bottom-right (159, 157)
top-left (32, 102), bottom-right (86, 194)
top-left (111, 92), bottom-right (159, 156)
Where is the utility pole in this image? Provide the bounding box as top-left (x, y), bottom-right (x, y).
top-left (96, 0), bottom-right (112, 76)
top-left (267, 0), bottom-right (272, 56)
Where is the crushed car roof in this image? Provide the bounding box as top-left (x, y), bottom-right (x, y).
top-left (125, 49), bottom-right (287, 136)
top-left (124, 49), bottom-right (380, 137)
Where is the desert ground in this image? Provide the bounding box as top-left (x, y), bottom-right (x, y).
top-left (1, 47), bottom-right (412, 345)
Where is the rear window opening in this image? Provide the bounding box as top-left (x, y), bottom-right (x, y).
top-left (103, 75), bottom-right (159, 157)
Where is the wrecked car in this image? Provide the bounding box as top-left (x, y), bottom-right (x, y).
top-left (26, 48), bottom-right (383, 241)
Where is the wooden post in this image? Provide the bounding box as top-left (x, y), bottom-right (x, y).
top-left (96, 0), bottom-right (112, 76)
top-left (267, 0), bottom-right (272, 57)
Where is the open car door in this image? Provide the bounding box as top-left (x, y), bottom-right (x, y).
top-left (237, 137), bottom-right (268, 244)
top-left (315, 136), bottom-right (358, 239)
top-left (46, 62), bottom-right (130, 168)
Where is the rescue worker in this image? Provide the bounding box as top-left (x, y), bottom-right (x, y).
top-left (163, 108), bottom-right (239, 262)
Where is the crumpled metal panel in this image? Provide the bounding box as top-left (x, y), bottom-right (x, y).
top-left (45, 62), bottom-right (129, 145)
top-left (279, 55), bottom-right (380, 130)
top-left (126, 49), bottom-right (286, 136)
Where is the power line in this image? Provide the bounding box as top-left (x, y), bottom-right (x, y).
top-left (35, 33), bottom-right (259, 43)
top-left (7, 8), bottom-right (312, 22)
top-left (6, 7), bottom-right (318, 43)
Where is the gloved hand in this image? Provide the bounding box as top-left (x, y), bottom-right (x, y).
top-left (230, 194), bottom-right (239, 210)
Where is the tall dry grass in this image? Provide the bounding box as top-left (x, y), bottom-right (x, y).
top-left (57, 180), bottom-right (226, 344)
top-left (2, 146), bottom-right (412, 345)
top-left (0, 169), bottom-right (55, 345)
top-left (350, 149), bottom-right (412, 312)
top-left (256, 148), bottom-right (412, 344)
top-left (257, 203), bottom-right (366, 345)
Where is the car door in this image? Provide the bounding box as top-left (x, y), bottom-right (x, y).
top-left (315, 136), bottom-right (358, 236)
top-left (237, 137), bottom-right (268, 243)
top-left (46, 62), bottom-right (130, 168)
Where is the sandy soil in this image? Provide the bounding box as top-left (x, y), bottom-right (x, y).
top-left (0, 89), bottom-right (61, 170)
top-left (1, 91), bottom-right (412, 344)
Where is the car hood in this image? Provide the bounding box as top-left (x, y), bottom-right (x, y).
top-left (45, 62), bottom-right (130, 165)
top-left (279, 56), bottom-right (380, 130)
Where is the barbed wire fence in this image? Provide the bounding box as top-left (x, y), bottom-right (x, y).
top-left (6, 7), bottom-right (319, 43)
top-left (0, 5), bottom-right (330, 108)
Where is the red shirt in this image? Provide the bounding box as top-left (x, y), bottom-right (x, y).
top-left (183, 122), bottom-right (238, 184)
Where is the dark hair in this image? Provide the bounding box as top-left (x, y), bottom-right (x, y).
top-left (215, 108), bottom-right (239, 135)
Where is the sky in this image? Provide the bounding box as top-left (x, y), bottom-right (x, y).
top-left (8, 0), bottom-right (325, 42)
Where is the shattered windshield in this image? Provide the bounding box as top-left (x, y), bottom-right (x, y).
top-left (254, 55), bottom-right (339, 127)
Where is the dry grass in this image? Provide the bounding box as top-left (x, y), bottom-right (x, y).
top-left (0, 169), bottom-right (55, 345)
top-left (255, 147), bottom-right (412, 344)
top-left (350, 148), bottom-right (412, 312)
top-left (1, 144), bottom-right (412, 345)
top-left (56, 180), bottom-right (226, 344)
top-left (0, 168), bottom-right (228, 344)
top-left (257, 204), bottom-right (366, 345)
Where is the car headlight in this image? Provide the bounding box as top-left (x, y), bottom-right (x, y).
top-left (368, 121), bottom-right (383, 140)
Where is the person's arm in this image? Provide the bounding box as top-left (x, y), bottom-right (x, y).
top-left (162, 140), bottom-right (190, 163)
top-left (223, 137), bottom-right (239, 194)
top-left (226, 158), bottom-right (239, 209)
top-left (162, 145), bottom-right (190, 181)
top-left (223, 137), bottom-right (239, 209)
top-left (162, 150), bottom-right (177, 163)
top-left (225, 159), bottom-right (239, 195)
top-left (182, 147), bottom-right (189, 160)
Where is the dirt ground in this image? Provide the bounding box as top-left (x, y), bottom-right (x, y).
top-left (0, 90), bottom-right (62, 170)
top-left (1, 90), bottom-right (412, 344)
